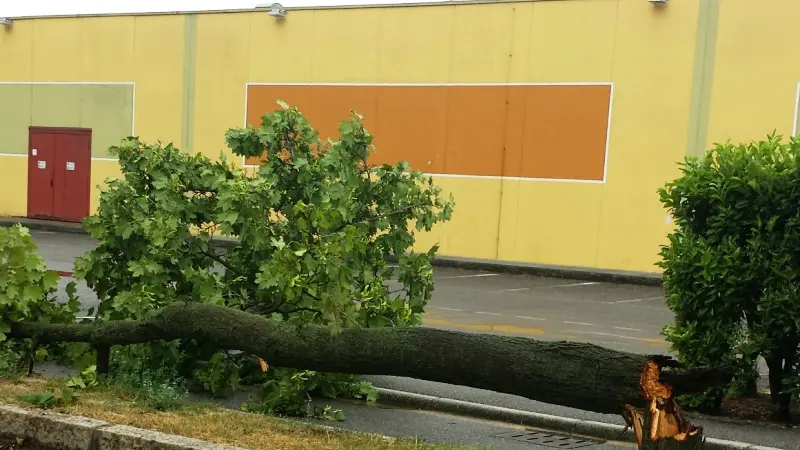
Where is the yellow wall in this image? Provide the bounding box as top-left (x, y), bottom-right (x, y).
top-left (2, 0), bottom-right (798, 274)
top-left (0, 14), bottom-right (184, 216)
top-left (705, 0), bottom-right (800, 146)
top-left (187, 0), bottom-right (703, 273)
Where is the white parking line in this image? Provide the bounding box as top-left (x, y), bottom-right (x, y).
top-left (432, 307), bottom-right (462, 312)
top-left (475, 311), bottom-right (502, 316)
top-left (542, 282), bottom-right (598, 289)
top-left (604, 296), bottom-right (664, 305)
top-left (437, 273), bottom-right (500, 280)
top-left (564, 321), bottom-right (594, 326)
top-left (614, 326), bottom-right (642, 332)
top-left (566, 330), bottom-right (655, 342)
top-left (490, 287), bottom-right (530, 293)
top-left (516, 316), bottom-right (545, 321)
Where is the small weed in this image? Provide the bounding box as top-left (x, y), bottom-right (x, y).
top-left (139, 376), bottom-right (187, 411)
top-left (108, 345), bottom-right (188, 411)
top-left (0, 345), bottom-right (22, 378)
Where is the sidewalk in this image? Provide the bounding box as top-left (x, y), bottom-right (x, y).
top-left (5, 222), bottom-right (798, 449)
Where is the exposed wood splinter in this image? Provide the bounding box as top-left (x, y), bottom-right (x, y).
top-left (624, 361), bottom-right (704, 449)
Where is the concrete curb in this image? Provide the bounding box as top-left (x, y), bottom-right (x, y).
top-left (375, 388), bottom-right (784, 450)
top-left (0, 217), bottom-right (663, 287)
top-left (410, 255), bottom-right (663, 287)
top-left (0, 403), bottom-right (245, 450)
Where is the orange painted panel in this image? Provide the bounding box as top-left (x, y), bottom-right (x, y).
top-left (246, 85), bottom-right (314, 128)
top-left (444, 86), bottom-right (508, 177)
top-left (519, 85), bottom-right (610, 181)
top-left (308, 85), bottom-right (378, 144)
top-left (372, 86), bottom-right (449, 173)
top-left (244, 84), bottom-right (611, 181)
top-left (246, 85), bottom-right (378, 165)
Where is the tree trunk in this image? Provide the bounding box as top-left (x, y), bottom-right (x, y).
top-left (765, 354), bottom-right (791, 422)
top-left (8, 302), bottom-right (731, 420)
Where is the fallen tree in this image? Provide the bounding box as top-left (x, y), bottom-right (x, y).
top-left (7, 302), bottom-right (728, 449)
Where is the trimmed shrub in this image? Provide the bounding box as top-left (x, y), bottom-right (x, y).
top-left (658, 132), bottom-right (800, 419)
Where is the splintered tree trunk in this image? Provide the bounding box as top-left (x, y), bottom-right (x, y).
top-left (8, 303), bottom-right (730, 422)
top-left (624, 362), bottom-right (704, 449)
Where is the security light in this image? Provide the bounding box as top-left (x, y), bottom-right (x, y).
top-left (256, 2), bottom-right (287, 18)
top-left (0, 18), bottom-right (12, 28)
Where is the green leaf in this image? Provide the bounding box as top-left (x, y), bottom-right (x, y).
top-left (66, 281), bottom-right (78, 298)
top-left (224, 211), bottom-right (239, 224)
top-left (271, 237), bottom-right (286, 249)
top-left (42, 271), bottom-right (59, 290)
top-left (0, 323), bottom-right (10, 340)
top-left (23, 392), bottom-right (56, 408)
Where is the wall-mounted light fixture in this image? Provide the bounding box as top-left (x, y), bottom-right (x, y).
top-left (648, 0), bottom-right (668, 3)
top-left (255, 2), bottom-right (287, 19)
top-left (0, 18), bottom-right (13, 28)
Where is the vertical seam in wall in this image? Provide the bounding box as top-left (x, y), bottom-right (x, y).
top-left (181, 14), bottom-right (198, 153)
top-left (494, 4), bottom-right (519, 261)
top-left (441, 5), bottom-right (457, 179)
top-left (432, 4), bottom-right (457, 251)
top-left (131, 17), bottom-right (138, 137)
top-left (685, 0), bottom-right (720, 158)
top-left (372, 8), bottom-right (383, 148)
top-left (793, 82), bottom-right (800, 136)
top-left (591, 0), bottom-right (620, 270)
top-left (507, 2), bottom-right (536, 262)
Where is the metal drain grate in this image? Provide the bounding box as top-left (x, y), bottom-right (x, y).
top-left (494, 430), bottom-right (602, 448)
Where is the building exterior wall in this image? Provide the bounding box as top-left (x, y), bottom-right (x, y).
top-left (703, 0), bottom-right (800, 148)
top-left (0, 0), bottom-right (796, 274)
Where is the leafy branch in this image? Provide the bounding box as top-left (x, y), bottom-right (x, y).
top-left (68, 101), bottom-right (454, 418)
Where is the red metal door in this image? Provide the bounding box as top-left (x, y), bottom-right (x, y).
top-left (27, 130), bottom-right (56, 218)
top-left (52, 131), bottom-right (92, 222)
top-left (27, 127), bottom-right (92, 223)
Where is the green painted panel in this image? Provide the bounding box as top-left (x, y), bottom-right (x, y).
top-left (78, 84), bottom-right (134, 157)
top-left (24, 83), bottom-right (133, 158)
top-left (31, 84), bottom-right (83, 128)
top-left (0, 85), bottom-right (33, 154)
top-left (181, 14), bottom-right (198, 153)
top-left (0, 83), bottom-right (133, 157)
top-left (685, 0), bottom-right (720, 157)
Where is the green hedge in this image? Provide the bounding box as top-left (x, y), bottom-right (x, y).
top-left (658, 132), bottom-right (800, 420)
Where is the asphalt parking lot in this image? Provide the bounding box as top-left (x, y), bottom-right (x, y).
top-left (35, 228), bottom-right (671, 355)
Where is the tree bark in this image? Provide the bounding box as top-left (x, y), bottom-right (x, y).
top-left (8, 302), bottom-right (731, 419)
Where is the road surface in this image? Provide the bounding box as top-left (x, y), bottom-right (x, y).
top-left (35, 229), bottom-right (670, 354)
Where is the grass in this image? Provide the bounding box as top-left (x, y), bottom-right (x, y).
top-left (0, 376), bottom-right (480, 450)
